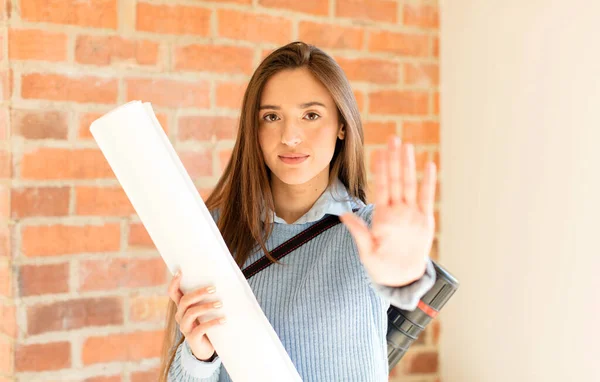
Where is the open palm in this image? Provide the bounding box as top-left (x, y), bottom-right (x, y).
top-left (341, 136), bottom-right (437, 287)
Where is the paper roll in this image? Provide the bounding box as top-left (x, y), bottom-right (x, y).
top-left (90, 101), bottom-right (302, 381)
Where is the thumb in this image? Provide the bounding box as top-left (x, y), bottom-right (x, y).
top-left (340, 212), bottom-right (374, 256)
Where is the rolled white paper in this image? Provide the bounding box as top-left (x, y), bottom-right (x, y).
top-left (90, 101), bottom-right (302, 381)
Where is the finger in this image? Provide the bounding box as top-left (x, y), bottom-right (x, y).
top-left (188, 316), bottom-right (227, 339)
top-left (180, 300), bottom-right (223, 336)
top-left (403, 144), bottom-right (417, 205)
top-left (176, 285), bottom-right (216, 324)
top-left (388, 136), bottom-right (402, 205)
top-left (168, 270), bottom-right (183, 306)
top-left (340, 212), bottom-right (374, 256)
top-left (374, 149), bottom-right (390, 206)
top-left (419, 161), bottom-right (437, 216)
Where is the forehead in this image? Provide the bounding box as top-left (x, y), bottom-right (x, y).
top-left (260, 67), bottom-right (334, 106)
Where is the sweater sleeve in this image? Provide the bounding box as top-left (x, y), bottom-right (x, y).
top-left (168, 339), bottom-right (222, 381)
top-left (368, 258), bottom-right (436, 310)
top-left (356, 203), bottom-right (437, 310)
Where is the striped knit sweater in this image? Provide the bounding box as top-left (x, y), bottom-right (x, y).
top-left (168, 177), bottom-right (436, 381)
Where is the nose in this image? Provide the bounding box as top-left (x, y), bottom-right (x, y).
top-left (280, 120), bottom-right (302, 147)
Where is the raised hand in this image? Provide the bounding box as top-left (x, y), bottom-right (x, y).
top-left (340, 136), bottom-right (437, 287)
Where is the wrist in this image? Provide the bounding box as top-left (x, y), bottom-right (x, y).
top-left (195, 350), bottom-right (217, 362)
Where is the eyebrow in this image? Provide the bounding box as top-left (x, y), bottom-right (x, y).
top-left (259, 101), bottom-right (327, 110)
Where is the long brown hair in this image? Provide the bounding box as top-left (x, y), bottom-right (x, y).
top-left (159, 41), bottom-right (367, 381)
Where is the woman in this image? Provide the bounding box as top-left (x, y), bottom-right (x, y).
top-left (160, 41), bottom-right (437, 381)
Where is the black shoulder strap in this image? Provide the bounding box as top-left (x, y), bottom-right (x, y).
top-left (242, 208), bottom-right (359, 280)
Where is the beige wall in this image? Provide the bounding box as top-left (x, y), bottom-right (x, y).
top-left (439, 0), bottom-right (600, 381)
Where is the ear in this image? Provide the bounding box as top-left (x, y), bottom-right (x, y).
top-left (338, 123), bottom-right (345, 140)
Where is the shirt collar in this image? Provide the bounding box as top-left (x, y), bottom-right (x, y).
top-left (260, 177), bottom-right (364, 225)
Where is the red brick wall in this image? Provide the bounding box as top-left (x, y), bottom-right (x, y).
top-left (0, 0), bottom-right (440, 381)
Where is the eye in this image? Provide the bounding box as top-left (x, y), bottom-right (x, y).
top-left (304, 112), bottom-right (320, 121)
top-left (262, 113), bottom-right (280, 122)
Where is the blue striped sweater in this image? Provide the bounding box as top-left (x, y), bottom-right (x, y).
top-left (168, 177), bottom-right (436, 381)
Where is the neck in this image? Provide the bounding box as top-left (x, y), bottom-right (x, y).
top-left (271, 167), bottom-right (330, 224)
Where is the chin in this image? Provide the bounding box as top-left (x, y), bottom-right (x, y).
top-left (272, 170), bottom-right (315, 185)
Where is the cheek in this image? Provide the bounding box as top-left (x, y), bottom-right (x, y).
top-left (308, 125), bottom-right (339, 156)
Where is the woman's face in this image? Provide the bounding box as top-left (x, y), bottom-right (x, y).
top-left (258, 67), bottom-right (345, 186)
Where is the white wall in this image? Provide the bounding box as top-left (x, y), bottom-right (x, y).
top-left (439, 1), bottom-right (600, 381)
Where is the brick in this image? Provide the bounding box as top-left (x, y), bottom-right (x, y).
top-left (368, 31), bottom-right (430, 57)
top-left (21, 0), bottom-right (117, 29)
top-left (364, 122), bottom-right (396, 145)
top-left (126, 78), bottom-right (209, 108)
top-left (8, 29), bottom-right (68, 61)
top-left (369, 91), bottom-right (429, 115)
top-left (76, 35), bottom-right (159, 66)
top-left (21, 148), bottom-right (114, 180)
top-left (429, 237), bottom-right (439, 261)
top-left (403, 4), bottom-right (439, 29)
top-left (179, 150), bottom-right (213, 178)
top-left (11, 187), bottom-right (70, 218)
top-left (414, 150), bottom-right (430, 173)
top-left (85, 376), bottom-right (121, 382)
top-left (131, 368), bottom-right (159, 382)
top-left (0, 303), bottom-right (16, 338)
top-left (433, 92), bottom-right (440, 115)
top-left (433, 36), bottom-right (439, 57)
top-left (178, 116), bottom-right (238, 142)
top-left (336, 57), bottom-right (398, 84)
top-left (0, 336), bottom-right (12, 374)
top-left (79, 112), bottom-right (168, 139)
top-left (78, 112), bottom-right (105, 139)
top-left (353, 90), bottom-right (364, 112)
top-left (174, 44), bottom-right (254, 75)
top-left (406, 351), bottom-right (438, 374)
top-left (11, 108), bottom-right (68, 140)
top-left (22, 223), bottom-right (121, 257)
top-left (298, 21), bottom-right (364, 50)
top-left (0, 149), bottom-right (10, 179)
top-left (199, 188), bottom-right (214, 201)
top-left (403, 121), bottom-right (439, 144)
top-left (19, 263), bottom-right (69, 296)
top-left (75, 186), bottom-right (134, 216)
top-left (404, 63), bottom-right (439, 86)
top-left (432, 320), bottom-right (440, 344)
top-left (0, 186), bottom-right (7, 218)
top-left (0, 226), bottom-right (9, 259)
top-left (216, 81), bottom-right (246, 109)
top-left (0, 260), bottom-right (11, 297)
top-left (130, 295), bottom-right (169, 323)
top-left (128, 223), bottom-right (154, 249)
top-left (336, 0), bottom-right (397, 23)
top-left (218, 10), bottom-right (292, 44)
top-left (79, 257), bottom-right (166, 292)
top-left (82, 330), bottom-right (163, 364)
top-left (27, 297), bottom-right (123, 335)
top-left (15, 341), bottom-right (71, 372)
top-left (259, 0), bottom-right (328, 16)
top-left (0, 109), bottom-right (8, 140)
top-left (218, 149), bottom-right (232, 172)
top-left (21, 73), bottom-right (118, 104)
top-left (136, 3), bottom-right (210, 36)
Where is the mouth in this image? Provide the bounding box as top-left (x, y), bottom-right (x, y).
top-left (278, 155), bottom-right (309, 164)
